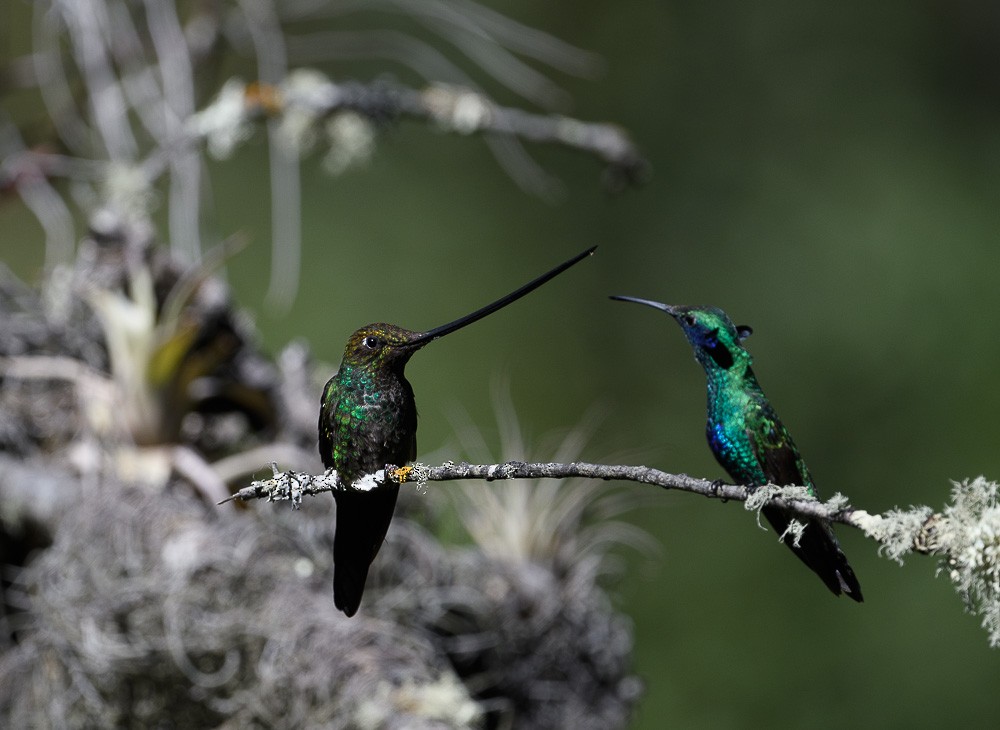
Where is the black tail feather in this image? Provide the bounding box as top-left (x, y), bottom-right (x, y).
top-left (332, 485), bottom-right (400, 617)
top-left (762, 506), bottom-right (863, 602)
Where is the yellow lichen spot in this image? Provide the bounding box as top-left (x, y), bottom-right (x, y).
top-left (245, 82), bottom-right (283, 115)
top-left (392, 465), bottom-right (414, 483)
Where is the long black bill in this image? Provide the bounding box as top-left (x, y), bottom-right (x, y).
top-left (406, 246), bottom-right (597, 347)
top-left (608, 294), bottom-right (677, 315)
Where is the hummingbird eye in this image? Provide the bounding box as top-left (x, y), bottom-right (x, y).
top-left (682, 314), bottom-right (697, 327)
top-left (363, 335), bottom-right (381, 349)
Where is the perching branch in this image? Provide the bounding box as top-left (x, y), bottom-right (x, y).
top-left (225, 461), bottom-right (1000, 646)
top-left (222, 460), bottom-right (924, 553)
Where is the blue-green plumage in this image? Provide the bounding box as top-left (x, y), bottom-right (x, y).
top-left (611, 297), bottom-right (863, 601)
top-left (320, 247), bottom-right (595, 616)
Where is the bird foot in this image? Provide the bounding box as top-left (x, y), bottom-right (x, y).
top-left (710, 479), bottom-right (729, 503)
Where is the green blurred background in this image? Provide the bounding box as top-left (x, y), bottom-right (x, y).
top-left (5, 0), bottom-right (1000, 726)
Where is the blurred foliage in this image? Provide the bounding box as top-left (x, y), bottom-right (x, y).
top-left (5, 0), bottom-right (1000, 727)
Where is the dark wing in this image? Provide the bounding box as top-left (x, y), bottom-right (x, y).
top-left (745, 397), bottom-right (812, 490)
top-left (747, 399), bottom-right (863, 602)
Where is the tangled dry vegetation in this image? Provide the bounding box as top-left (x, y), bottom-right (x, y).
top-left (0, 3), bottom-right (649, 724)
top-left (0, 236), bottom-right (640, 728)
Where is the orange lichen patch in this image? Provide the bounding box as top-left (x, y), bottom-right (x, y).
top-left (245, 82), bottom-right (283, 115)
top-left (391, 465), bottom-right (415, 483)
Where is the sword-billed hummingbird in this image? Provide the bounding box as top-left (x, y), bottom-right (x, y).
top-left (321, 247), bottom-right (596, 616)
top-left (610, 296), bottom-right (862, 601)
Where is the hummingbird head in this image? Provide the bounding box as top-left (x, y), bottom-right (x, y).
top-left (609, 296), bottom-right (753, 372)
top-left (668, 305), bottom-right (754, 371)
top-left (341, 323), bottom-right (427, 372)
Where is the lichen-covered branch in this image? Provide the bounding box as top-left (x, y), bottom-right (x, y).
top-left (222, 459), bottom-right (891, 538)
top-left (227, 463), bottom-right (1000, 647)
top-left (189, 73), bottom-right (647, 187)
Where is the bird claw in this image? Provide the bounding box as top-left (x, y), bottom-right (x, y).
top-left (710, 479), bottom-right (729, 503)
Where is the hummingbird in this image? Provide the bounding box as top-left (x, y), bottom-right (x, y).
top-left (609, 296), bottom-right (863, 602)
top-left (320, 246), bottom-right (596, 616)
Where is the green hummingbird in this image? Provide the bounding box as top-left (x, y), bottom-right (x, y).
top-left (610, 296), bottom-right (863, 601)
top-left (320, 247), bottom-right (596, 616)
